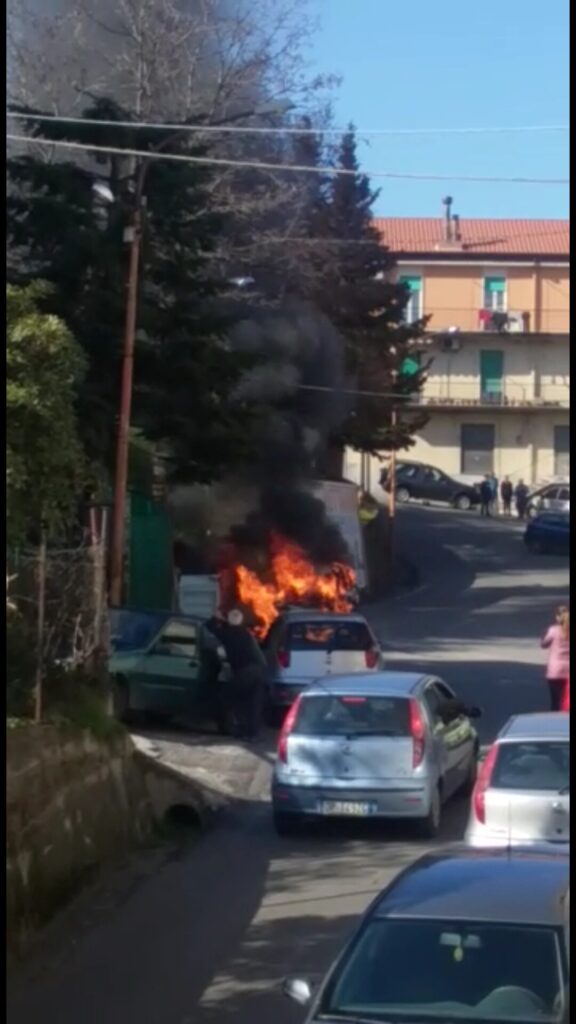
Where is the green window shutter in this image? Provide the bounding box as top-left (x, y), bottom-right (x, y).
top-left (480, 350), bottom-right (504, 396)
top-left (400, 354), bottom-right (421, 377)
top-left (400, 275), bottom-right (422, 292)
top-left (484, 277), bottom-right (505, 293)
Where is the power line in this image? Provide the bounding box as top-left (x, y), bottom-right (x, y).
top-left (5, 111), bottom-right (570, 137)
top-left (6, 134), bottom-right (569, 186)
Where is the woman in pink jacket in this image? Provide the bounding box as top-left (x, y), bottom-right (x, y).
top-left (541, 606), bottom-right (570, 711)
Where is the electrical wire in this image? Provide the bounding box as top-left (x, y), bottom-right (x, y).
top-left (5, 111), bottom-right (570, 137)
top-left (5, 134), bottom-right (569, 185)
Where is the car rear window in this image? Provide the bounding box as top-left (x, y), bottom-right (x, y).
top-left (322, 918), bottom-right (565, 1022)
top-left (492, 742), bottom-right (569, 792)
top-left (293, 694), bottom-right (409, 737)
top-left (287, 621), bottom-right (373, 651)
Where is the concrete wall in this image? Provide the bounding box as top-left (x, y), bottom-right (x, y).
top-left (6, 725), bottom-right (217, 956)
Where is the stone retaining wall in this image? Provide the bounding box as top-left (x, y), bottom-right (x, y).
top-left (6, 724), bottom-right (222, 956)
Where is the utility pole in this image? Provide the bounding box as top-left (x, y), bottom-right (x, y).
top-left (387, 408), bottom-right (398, 557)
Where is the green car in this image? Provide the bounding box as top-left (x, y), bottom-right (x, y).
top-left (108, 614), bottom-right (224, 725)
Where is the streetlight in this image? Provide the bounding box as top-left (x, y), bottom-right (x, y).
top-left (107, 101), bottom-right (294, 606)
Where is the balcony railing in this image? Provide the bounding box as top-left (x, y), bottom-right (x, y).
top-left (406, 380), bottom-right (570, 410)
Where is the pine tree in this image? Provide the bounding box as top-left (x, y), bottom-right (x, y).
top-left (320, 126), bottom-right (430, 457)
top-left (7, 100), bottom-right (259, 485)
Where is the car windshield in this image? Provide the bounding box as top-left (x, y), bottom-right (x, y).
top-left (492, 742), bottom-right (569, 792)
top-left (293, 695), bottom-right (409, 737)
top-left (321, 918), bottom-right (566, 1022)
top-left (287, 621), bottom-right (373, 651)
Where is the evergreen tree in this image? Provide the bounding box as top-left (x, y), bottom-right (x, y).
top-left (7, 99), bottom-right (259, 486)
top-left (320, 126), bottom-right (431, 456)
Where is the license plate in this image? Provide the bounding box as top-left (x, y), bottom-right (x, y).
top-left (319, 800), bottom-right (375, 817)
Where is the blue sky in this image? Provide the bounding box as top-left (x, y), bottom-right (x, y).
top-left (310, 0), bottom-right (569, 218)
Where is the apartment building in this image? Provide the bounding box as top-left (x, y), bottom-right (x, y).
top-left (347, 206), bottom-right (569, 490)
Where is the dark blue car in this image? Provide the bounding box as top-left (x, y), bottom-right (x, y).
top-left (524, 514), bottom-right (570, 555)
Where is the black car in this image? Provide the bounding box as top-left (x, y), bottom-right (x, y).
top-left (381, 460), bottom-right (479, 510)
top-left (284, 846), bottom-right (570, 1023)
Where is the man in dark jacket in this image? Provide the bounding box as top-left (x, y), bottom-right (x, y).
top-left (500, 476), bottom-right (513, 516)
top-left (206, 609), bottom-right (268, 738)
top-left (515, 479), bottom-right (530, 520)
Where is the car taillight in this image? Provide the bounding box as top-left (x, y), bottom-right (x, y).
top-left (365, 648), bottom-right (379, 669)
top-left (277, 648), bottom-right (291, 669)
top-left (278, 695), bottom-right (303, 764)
top-left (473, 743), bottom-right (499, 824)
top-left (409, 699), bottom-right (426, 768)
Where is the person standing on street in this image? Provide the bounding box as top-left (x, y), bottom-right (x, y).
top-left (211, 609), bottom-right (269, 739)
top-left (500, 476), bottom-right (513, 516)
top-left (489, 473), bottom-right (499, 515)
top-left (515, 479), bottom-right (529, 520)
top-left (541, 606), bottom-right (570, 711)
top-left (479, 476), bottom-right (492, 517)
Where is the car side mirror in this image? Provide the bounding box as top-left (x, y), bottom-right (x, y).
top-left (282, 977), bottom-right (313, 1006)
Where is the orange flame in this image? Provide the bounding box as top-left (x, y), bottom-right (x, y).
top-left (231, 532), bottom-right (356, 637)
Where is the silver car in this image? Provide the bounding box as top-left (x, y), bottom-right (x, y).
top-left (466, 712), bottom-right (570, 848)
top-left (272, 671), bottom-right (481, 837)
top-left (263, 610), bottom-right (383, 713)
top-left (528, 483), bottom-right (570, 519)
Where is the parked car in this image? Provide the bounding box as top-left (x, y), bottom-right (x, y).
top-left (528, 482), bottom-right (570, 519)
top-left (381, 460), bottom-right (479, 510)
top-left (108, 607), bottom-right (172, 653)
top-left (466, 711), bottom-right (570, 848)
top-left (524, 514), bottom-right (570, 555)
top-left (283, 846), bottom-right (570, 1024)
top-left (262, 609), bottom-right (383, 714)
top-left (108, 613), bottom-right (232, 726)
top-left (271, 671), bottom-right (481, 836)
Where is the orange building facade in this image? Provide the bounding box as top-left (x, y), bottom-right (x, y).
top-left (346, 212), bottom-right (569, 489)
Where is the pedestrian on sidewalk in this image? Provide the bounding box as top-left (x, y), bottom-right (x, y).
top-left (479, 476), bottom-right (492, 517)
top-left (541, 606), bottom-right (570, 711)
top-left (515, 479), bottom-right (529, 520)
top-left (489, 473), bottom-right (499, 515)
top-left (500, 476), bottom-right (513, 516)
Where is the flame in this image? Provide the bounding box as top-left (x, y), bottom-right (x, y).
top-left (227, 532), bottom-right (356, 637)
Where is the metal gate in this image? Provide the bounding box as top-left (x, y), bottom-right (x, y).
top-left (127, 491), bottom-right (175, 610)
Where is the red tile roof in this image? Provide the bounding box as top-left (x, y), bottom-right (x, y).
top-left (373, 218), bottom-right (569, 257)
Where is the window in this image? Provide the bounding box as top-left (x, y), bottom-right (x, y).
top-left (480, 350), bottom-right (504, 402)
top-left (461, 424), bottom-right (495, 475)
top-left (287, 621), bottom-right (373, 651)
top-left (156, 619), bottom-right (198, 658)
top-left (400, 275), bottom-right (423, 321)
top-left (554, 425), bottom-right (570, 477)
top-left (483, 276), bottom-right (506, 312)
top-left (322, 918), bottom-right (564, 1020)
top-left (422, 468), bottom-right (444, 484)
top-left (492, 742), bottom-right (569, 792)
top-left (293, 695), bottom-right (410, 738)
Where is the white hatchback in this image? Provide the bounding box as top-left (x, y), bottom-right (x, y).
top-left (466, 712), bottom-right (569, 848)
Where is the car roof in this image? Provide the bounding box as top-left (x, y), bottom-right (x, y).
top-left (304, 671), bottom-right (427, 698)
top-left (372, 847), bottom-right (569, 926)
top-left (498, 712), bottom-right (570, 742)
top-left (278, 609), bottom-right (368, 624)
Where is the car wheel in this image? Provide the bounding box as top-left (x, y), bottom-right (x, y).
top-left (415, 785), bottom-right (441, 839)
top-left (273, 811), bottom-right (301, 837)
top-left (454, 493), bottom-right (472, 511)
top-left (396, 486), bottom-right (411, 504)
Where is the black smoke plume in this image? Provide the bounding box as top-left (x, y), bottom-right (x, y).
top-left (226, 301), bottom-right (354, 567)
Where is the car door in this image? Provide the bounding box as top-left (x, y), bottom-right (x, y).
top-left (419, 467), bottom-right (448, 503)
top-left (422, 680), bottom-right (474, 796)
top-left (130, 617), bottom-right (202, 715)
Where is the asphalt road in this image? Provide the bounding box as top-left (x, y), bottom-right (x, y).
top-left (7, 506), bottom-right (569, 1024)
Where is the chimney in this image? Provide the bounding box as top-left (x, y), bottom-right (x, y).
top-left (435, 197), bottom-right (464, 251)
top-left (442, 195), bottom-right (453, 241)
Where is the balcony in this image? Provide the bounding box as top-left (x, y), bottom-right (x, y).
top-left (406, 380), bottom-right (570, 411)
